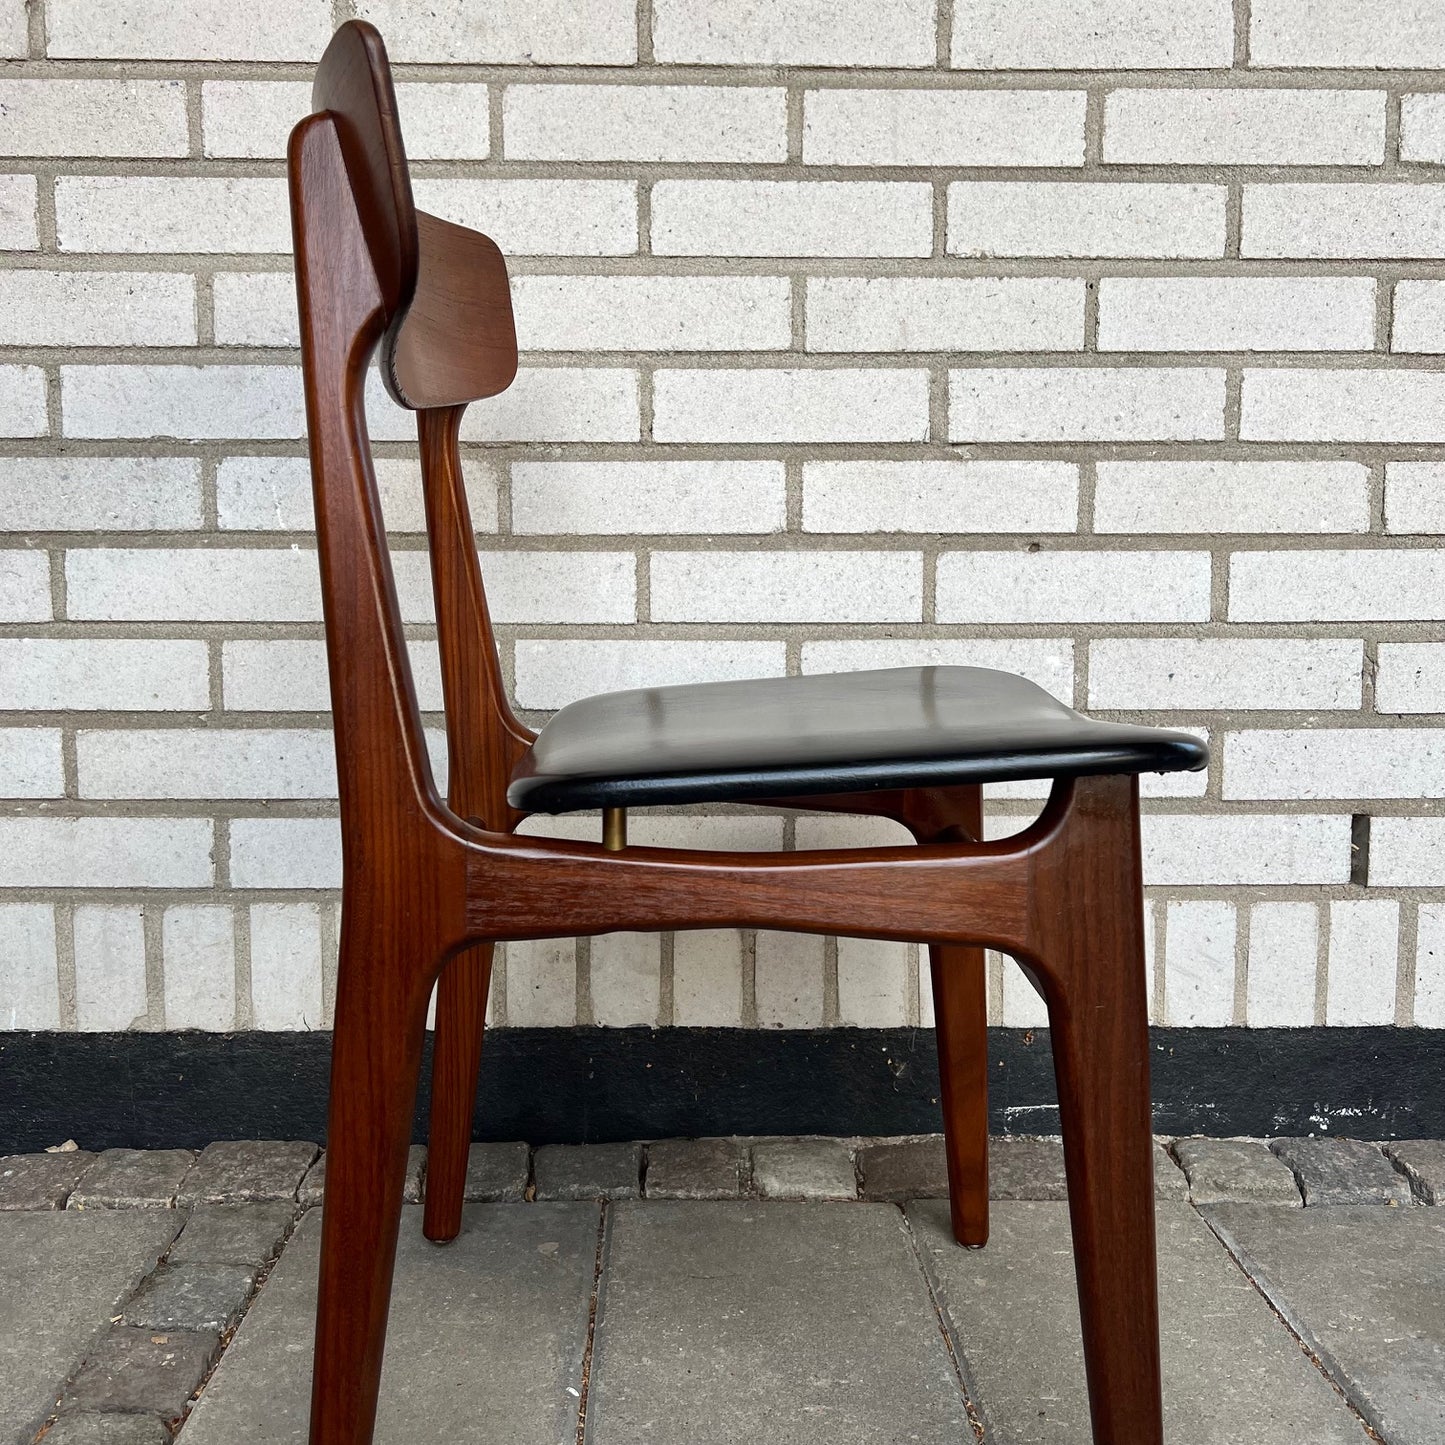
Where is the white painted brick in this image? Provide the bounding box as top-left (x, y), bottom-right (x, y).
top-left (513, 275), bottom-right (791, 352)
top-left (1095, 460), bottom-right (1370, 535)
top-left (755, 931), bottom-right (825, 1028)
top-left (357, 0), bottom-right (635, 64)
top-left (1164, 900), bottom-right (1236, 1027)
top-left (202, 81), bottom-right (489, 161)
top-left (1415, 905), bottom-right (1445, 1028)
top-left (1377, 643), bottom-right (1445, 714)
top-left (513, 461), bottom-right (786, 535)
top-left (513, 639), bottom-right (786, 711)
top-left (1230, 550), bottom-right (1445, 622)
top-left (794, 815), bottom-right (913, 849)
top-left (213, 272), bottom-right (296, 347)
top-left (1247, 902), bottom-right (1318, 1028)
top-left (0, 552), bottom-right (50, 622)
top-left (0, 1), bottom-right (23, 56)
top-left (0, 80), bottom-right (188, 157)
top-left (627, 816), bottom-right (786, 851)
top-left (803, 460), bottom-right (1078, 533)
top-left (79, 728), bottom-right (335, 801)
top-left (837, 937), bottom-right (909, 1027)
top-left (67, 549), bottom-right (320, 622)
top-left (802, 639), bottom-right (1074, 701)
top-left (0, 457), bottom-right (203, 531)
top-left (804, 89), bottom-right (1085, 167)
top-left (0, 728), bottom-right (63, 797)
top-left (1251, 0), bottom-right (1445, 67)
top-left (1402, 94), bottom-right (1445, 163)
top-left (162, 905), bottom-right (234, 1031)
top-left (654, 0), bottom-right (934, 66)
top-left (1098, 277), bottom-right (1375, 353)
top-left (654, 368), bottom-right (929, 444)
top-left (1385, 462), bottom-right (1445, 534)
top-left (413, 179), bottom-right (636, 257)
top-left (463, 551), bottom-right (635, 625)
top-left (673, 930), bottom-right (744, 1027)
top-left (1370, 817), bottom-right (1445, 887)
top-left (63, 365), bottom-right (302, 441)
top-left (222, 639), bottom-right (442, 713)
top-left (0, 639), bottom-right (208, 712)
top-left (504, 938), bottom-right (577, 1027)
top-left (1226, 729), bottom-right (1445, 801)
top-left (0, 905), bottom-right (58, 1030)
top-left (1241, 369), bottom-right (1445, 443)
top-left (47, 0), bottom-right (331, 60)
top-left (948, 183), bottom-right (1226, 259)
top-left (1244, 185), bottom-right (1445, 260)
top-left (807, 277), bottom-right (1084, 353)
top-left (0, 366), bottom-right (48, 437)
top-left (229, 817), bottom-right (340, 890)
top-left (1392, 281), bottom-right (1445, 353)
top-left (505, 85), bottom-right (786, 163)
top-left (0, 174), bottom-right (38, 249)
top-left (652, 550), bottom-right (921, 623)
top-left (1104, 89), bottom-right (1384, 165)
top-left (1000, 957), bottom-right (1049, 1028)
top-left (73, 906), bottom-right (148, 1032)
top-left (56, 177), bottom-right (291, 254)
top-left (250, 903), bottom-right (324, 1031)
top-left (422, 368), bottom-right (638, 444)
top-left (954, 0), bottom-right (1232, 68)
top-left (652, 181), bottom-right (932, 259)
top-left (590, 931), bottom-right (661, 1027)
top-left (0, 817), bottom-right (213, 888)
top-left (1326, 901), bottom-right (1399, 1027)
top-left (951, 367), bottom-right (1225, 443)
top-left (1089, 639), bottom-right (1362, 711)
top-left (938, 550), bottom-right (1210, 623)
top-left (1142, 814), bottom-right (1350, 886)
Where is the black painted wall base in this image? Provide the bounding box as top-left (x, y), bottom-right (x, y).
top-left (2, 1026), bottom-right (1442, 1155)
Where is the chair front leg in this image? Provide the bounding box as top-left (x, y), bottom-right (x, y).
top-left (423, 941), bottom-right (494, 1243)
top-left (1028, 773), bottom-right (1163, 1445)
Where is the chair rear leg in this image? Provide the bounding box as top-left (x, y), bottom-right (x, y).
top-left (1036, 774), bottom-right (1163, 1445)
top-left (423, 942), bottom-right (494, 1243)
top-left (929, 942), bottom-right (990, 1246)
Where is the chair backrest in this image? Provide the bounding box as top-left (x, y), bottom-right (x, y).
top-left (290, 21), bottom-right (530, 852)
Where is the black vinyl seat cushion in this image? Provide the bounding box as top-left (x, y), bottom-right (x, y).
top-left (507, 666), bottom-right (1208, 814)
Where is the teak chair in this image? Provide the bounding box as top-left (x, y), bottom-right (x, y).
top-left (290, 21), bottom-right (1207, 1445)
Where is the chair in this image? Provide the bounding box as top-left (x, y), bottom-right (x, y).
top-left (290, 21), bottom-right (1206, 1445)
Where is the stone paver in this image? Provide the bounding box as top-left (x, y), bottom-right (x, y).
top-left (533, 1141), bottom-right (640, 1200)
top-left (61, 1326), bottom-right (219, 1421)
top-left (1174, 1137), bottom-right (1303, 1206)
top-left (1207, 1202), bottom-right (1445, 1445)
top-left (298, 1145), bottom-right (424, 1209)
top-left (40, 1414), bottom-right (171, 1445)
top-left (169, 1203), bottom-right (295, 1268)
top-left (69, 1148), bottom-right (195, 1210)
top-left (588, 1201), bottom-right (971, 1444)
top-left (1384, 1139), bottom-right (1445, 1205)
top-left (0, 1150), bottom-right (96, 1211)
top-left (644, 1137), bottom-right (746, 1199)
top-left (991, 1136), bottom-right (1068, 1199)
top-left (912, 1199), bottom-right (1370, 1443)
top-left (0, 1210), bottom-right (179, 1445)
top-left (179, 1141), bottom-right (319, 1207)
top-left (751, 1137), bottom-right (856, 1200)
top-left (462, 1140), bottom-right (530, 1202)
top-left (1155, 1140), bottom-right (1189, 1199)
top-left (1270, 1137), bottom-right (1412, 1206)
top-left (857, 1135), bottom-right (949, 1201)
top-left (180, 1204), bottom-right (598, 1445)
top-left (124, 1262), bottom-right (257, 1333)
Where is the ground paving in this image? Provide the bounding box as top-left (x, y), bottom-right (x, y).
top-left (1, 1134), bottom-right (1438, 1443)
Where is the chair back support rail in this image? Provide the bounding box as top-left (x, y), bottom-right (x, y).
top-left (291, 20), bottom-right (1166, 1445)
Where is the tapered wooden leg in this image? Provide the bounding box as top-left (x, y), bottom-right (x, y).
top-left (309, 911), bottom-right (436, 1445)
top-left (929, 942), bottom-right (990, 1246)
top-left (423, 941), bottom-right (493, 1243)
top-left (1033, 774), bottom-right (1163, 1445)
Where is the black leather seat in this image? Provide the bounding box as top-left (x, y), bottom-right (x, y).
top-left (508, 665), bottom-right (1207, 813)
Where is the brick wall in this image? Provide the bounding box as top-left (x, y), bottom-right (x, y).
top-left (2, 0), bottom-right (1444, 1036)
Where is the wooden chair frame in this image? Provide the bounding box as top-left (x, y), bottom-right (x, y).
top-left (290, 24), bottom-right (1164, 1444)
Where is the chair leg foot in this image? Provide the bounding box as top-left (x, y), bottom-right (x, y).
top-left (929, 942), bottom-right (989, 1247)
top-left (423, 942), bottom-right (493, 1244)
